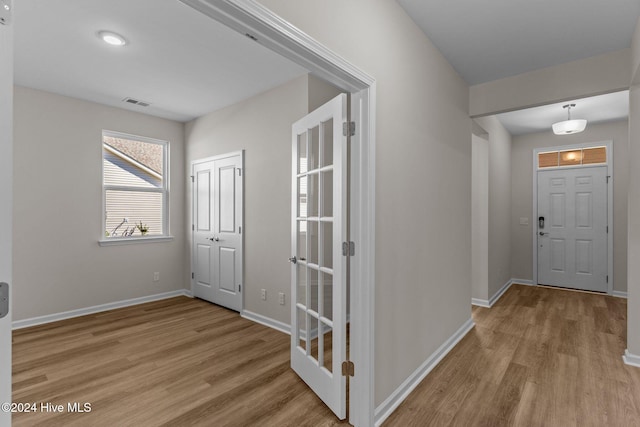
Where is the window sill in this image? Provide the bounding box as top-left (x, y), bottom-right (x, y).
top-left (98, 236), bottom-right (174, 246)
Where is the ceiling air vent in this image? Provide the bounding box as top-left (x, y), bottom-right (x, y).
top-left (122, 97), bottom-right (151, 107)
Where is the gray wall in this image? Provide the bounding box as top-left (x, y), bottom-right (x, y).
top-left (185, 74), bottom-right (341, 325)
top-left (13, 86), bottom-right (187, 320)
top-left (475, 116), bottom-right (512, 299)
top-left (258, 0), bottom-right (472, 407)
top-left (627, 17), bottom-right (640, 358)
top-left (470, 49), bottom-right (631, 117)
top-left (511, 120), bottom-right (629, 292)
top-left (471, 134), bottom-right (489, 300)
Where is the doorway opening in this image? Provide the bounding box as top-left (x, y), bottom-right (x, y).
top-left (179, 1), bottom-right (375, 425)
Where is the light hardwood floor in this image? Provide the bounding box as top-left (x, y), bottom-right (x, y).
top-left (385, 284), bottom-right (640, 426)
top-left (12, 297), bottom-right (345, 427)
top-left (12, 285), bottom-right (640, 426)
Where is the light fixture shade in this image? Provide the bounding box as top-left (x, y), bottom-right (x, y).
top-left (552, 119), bottom-right (587, 135)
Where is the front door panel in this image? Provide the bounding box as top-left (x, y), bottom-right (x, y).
top-left (537, 166), bottom-right (607, 292)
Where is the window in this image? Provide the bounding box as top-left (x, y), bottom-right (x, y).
top-left (537, 146), bottom-right (607, 169)
top-left (101, 130), bottom-right (169, 242)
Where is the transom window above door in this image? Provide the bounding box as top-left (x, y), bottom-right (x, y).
top-left (538, 146), bottom-right (607, 169)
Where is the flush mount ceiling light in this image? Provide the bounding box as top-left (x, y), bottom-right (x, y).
top-left (552, 103), bottom-right (587, 135)
top-left (97, 30), bottom-right (128, 47)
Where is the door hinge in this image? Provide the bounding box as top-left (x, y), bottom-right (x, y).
top-left (606, 275), bottom-right (609, 283)
top-left (0, 0), bottom-right (12, 26)
top-left (239, 226), bottom-right (242, 234)
top-left (191, 175), bottom-right (194, 183)
top-left (192, 224), bottom-right (195, 231)
top-left (343, 121), bottom-right (355, 137)
top-left (238, 169), bottom-right (242, 177)
top-left (342, 241), bottom-right (355, 256)
top-left (239, 284), bottom-right (242, 292)
top-left (342, 360), bottom-right (355, 377)
top-left (191, 272), bottom-right (194, 279)
top-left (607, 175), bottom-right (611, 183)
top-left (607, 225), bottom-right (609, 233)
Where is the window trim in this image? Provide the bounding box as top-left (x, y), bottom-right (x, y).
top-left (100, 130), bottom-right (171, 245)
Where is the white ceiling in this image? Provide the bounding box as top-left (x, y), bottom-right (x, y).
top-left (397, 0), bottom-right (639, 136)
top-left (496, 91), bottom-right (630, 136)
top-left (397, 0), bottom-right (640, 85)
top-left (14, 0), bottom-right (307, 122)
top-left (14, 1), bottom-right (640, 131)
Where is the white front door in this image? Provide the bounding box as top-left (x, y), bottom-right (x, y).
top-left (192, 152), bottom-right (243, 312)
top-left (537, 166), bottom-right (608, 292)
top-left (0, 4), bottom-right (13, 425)
top-left (291, 94), bottom-right (348, 419)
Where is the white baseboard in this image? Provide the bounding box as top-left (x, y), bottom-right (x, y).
top-left (488, 279), bottom-right (513, 306)
top-left (623, 349), bottom-right (640, 368)
top-left (511, 278), bottom-right (534, 286)
top-left (12, 289), bottom-right (193, 330)
top-left (241, 310), bottom-right (291, 335)
top-left (471, 297), bottom-right (491, 308)
top-left (472, 278), bottom-right (515, 308)
top-left (374, 318), bottom-right (475, 426)
top-left (612, 290), bottom-right (628, 299)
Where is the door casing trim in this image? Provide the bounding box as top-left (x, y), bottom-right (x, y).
top-left (532, 141), bottom-right (614, 294)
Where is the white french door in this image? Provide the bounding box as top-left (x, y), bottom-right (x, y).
top-left (192, 152), bottom-right (243, 312)
top-left (0, 5), bottom-right (13, 425)
top-left (290, 94), bottom-right (348, 419)
top-left (537, 166), bottom-right (608, 292)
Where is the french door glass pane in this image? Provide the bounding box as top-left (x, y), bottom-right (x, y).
top-left (321, 119), bottom-right (333, 167)
top-left (322, 322), bottom-right (333, 373)
top-left (309, 126), bottom-right (320, 171)
top-left (297, 307), bottom-right (307, 352)
top-left (308, 221), bottom-right (319, 265)
top-left (322, 222), bottom-right (333, 269)
top-left (322, 273), bottom-right (333, 321)
top-left (297, 221), bottom-right (307, 261)
top-left (310, 314), bottom-right (319, 362)
top-left (310, 269), bottom-right (319, 313)
top-left (298, 176), bottom-right (308, 218)
top-left (307, 174), bottom-right (319, 217)
top-left (322, 171), bottom-right (333, 217)
top-left (297, 265), bottom-right (307, 305)
top-left (298, 132), bottom-right (308, 174)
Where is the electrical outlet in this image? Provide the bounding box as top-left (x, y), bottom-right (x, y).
top-left (278, 292), bottom-right (285, 305)
top-left (261, 289), bottom-right (266, 300)
top-left (153, 272), bottom-right (160, 282)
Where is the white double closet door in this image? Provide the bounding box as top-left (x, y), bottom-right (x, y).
top-left (192, 152), bottom-right (243, 312)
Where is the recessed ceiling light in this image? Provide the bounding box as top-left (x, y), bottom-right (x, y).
top-left (97, 31), bottom-right (128, 47)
